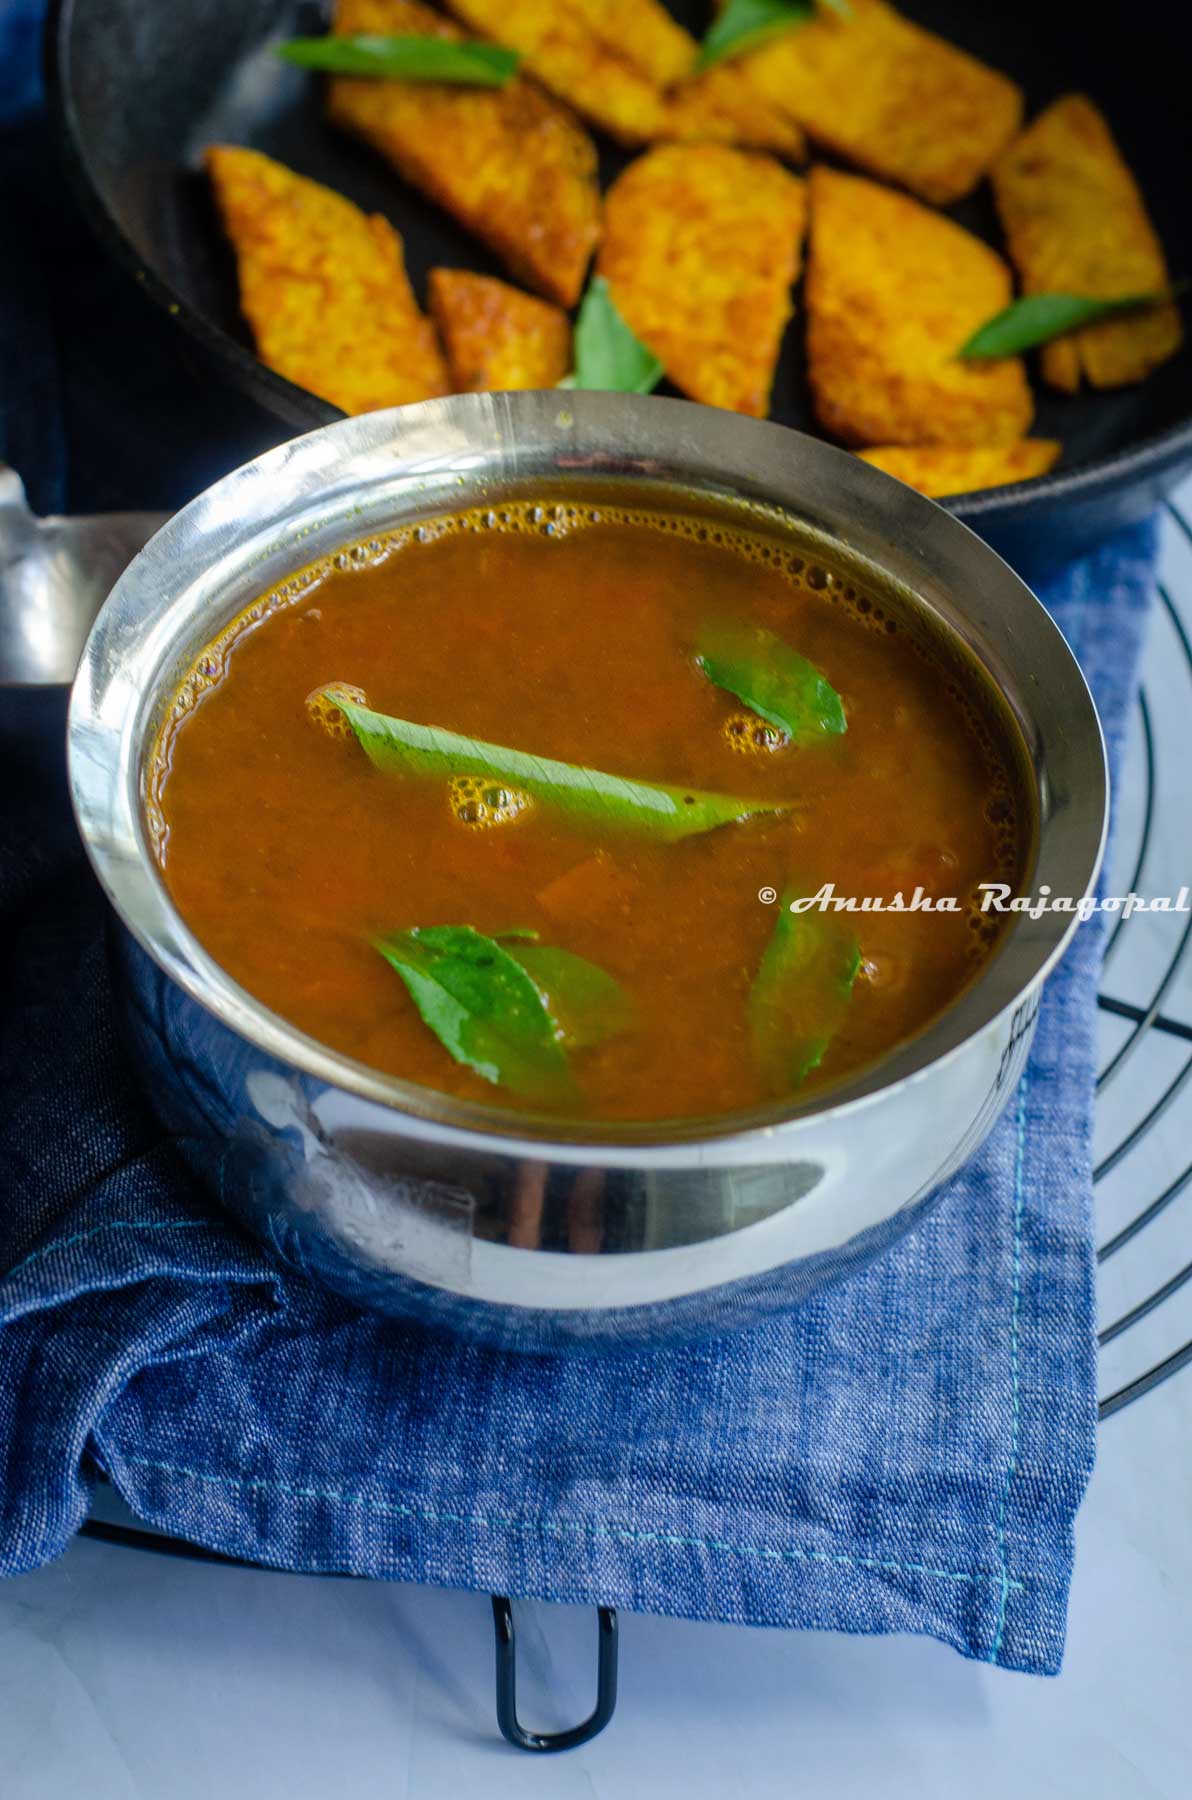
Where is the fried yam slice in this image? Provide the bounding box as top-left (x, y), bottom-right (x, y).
top-left (567, 0), bottom-right (693, 86)
top-left (445, 0), bottom-right (668, 144)
top-left (738, 0), bottom-right (1022, 204)
top-left (327, 0), bottom-right (600, 307)
top-left (428, 269), bottom-right (570, 390)
top-left (447, 0), bottom-right (801, 155)
top-left (597, 145), bottom-right (805, 417)
top-left (857, 441), bottom-right (1061, 498)
top-left (566, 0), bottom-right (804, 157)
top-left (806, 167), bottom-right (1034, 446)
top-left (991, 95), bottom-right (1182, 392)
top-left (205, 146), bottom-right (447, 414)
top-left (662, 62), bottom-right (807, 159)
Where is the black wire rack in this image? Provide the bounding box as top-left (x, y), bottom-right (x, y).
top-left (1094, 493), bottom-right (1192, 1420)
top-left (76, 489), bottom-right (1192, 1746)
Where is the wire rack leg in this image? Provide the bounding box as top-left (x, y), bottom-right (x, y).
top-left (491, 1595), bottom-right (618, 1753)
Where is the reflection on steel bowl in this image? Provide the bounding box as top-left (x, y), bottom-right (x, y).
top-left (68, 393), bottom-right (1106, 1349)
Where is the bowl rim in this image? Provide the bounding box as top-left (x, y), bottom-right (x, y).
top-left (67, 392), bottom-right (1110, 1159)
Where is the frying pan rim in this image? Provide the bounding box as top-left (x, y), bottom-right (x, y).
top-left (45, 0), bottom-right (340, 434)
top-left (43, 0), bottom-right (1192, 516)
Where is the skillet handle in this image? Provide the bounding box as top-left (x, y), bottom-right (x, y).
top-left (0, 462), bottom-right (168, 686)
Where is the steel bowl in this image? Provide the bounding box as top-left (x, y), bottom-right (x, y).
top-left (68, 393), bottom-right (1107, 1350)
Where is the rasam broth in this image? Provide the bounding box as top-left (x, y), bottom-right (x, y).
top-left (149, 499), bottom-right (1029, 1123)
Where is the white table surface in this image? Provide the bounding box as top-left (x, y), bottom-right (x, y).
top-left (4, 489), bottom-right (1191, 1800)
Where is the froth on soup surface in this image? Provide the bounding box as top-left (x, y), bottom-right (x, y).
top-left (150, 498), bottom-right (1029, 1124)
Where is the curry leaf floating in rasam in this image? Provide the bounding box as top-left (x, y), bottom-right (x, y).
top-left (506, 942), bottom-right (636, 1051)
top-left (959, 288), bottom-right (1186, 360)
top-left (557, 276), bottom-right (663, 396)
top-left (696, 0), bottom-right (851, 72)
top-left (696, 621), bottom-right (846, 743)
top-left (749, 891), bottom-right (861, 1091)
top-left (324, 693), bottom-right (793, 840)
top-left (373, 925), bottom-right (630, 1099)
top-left (277, 34), bottom-right (520, 86)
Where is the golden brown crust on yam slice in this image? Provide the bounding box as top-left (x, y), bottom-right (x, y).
top-left (327, 0), bottom-right (600, 307)
top-left (738, 0), bottom-right (1022, 204)
top-left (444, 0), bottom-right (667, 144)
top-left (446, 0), bottom-right (801, 156)
top-left (428, 269), bottom-right (570, 391)
top-left (567, 0), bottom-right (694, 86)
top-left (205, 145), bottom-right (448, 414)
top-left (805, 167), bottom-right (1034, 447)
top-left (661, 61), bottom-right (806, 159)
top-left (566, 0), bottom-right (804, 157)
top-left (597, 145), bottom-right (805, 418)
top-left (857, 441), bottom-right (1061, 498)
top-left (991, 95), bottom-right (1182, 392)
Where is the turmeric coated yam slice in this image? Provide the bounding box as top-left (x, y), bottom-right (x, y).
top-left (597, 145), bottom-right (805, 417)
top-left (566, 0), bottom-right (693, 87)
top-left (857, 442), bottom-right (1061, 498)
top-left (737, 0), bottom-right (1022, 204)
top-left (661, 61), bottom-right (806, 159)
top-left (447, 0), bottom-right (800, 155)
top-left (327, 0), bottom-right (600, 307)
top-left (566, 0), bottom-right (804, 157)
top-left (806, 167), bottom-right (1034, 447)
top-left (428, 269), bottom-right (570, 391)
top-left (444, 0), bottom-right (668, 144)
top-left (991, 95), bottom-right (1182, 392)
top-left (205, 146), bottom-right (448, 415)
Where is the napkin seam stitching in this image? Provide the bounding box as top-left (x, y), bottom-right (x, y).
top-left (9, 1222), bottom-right (1034, 1601)
top-left (988, 1075), bottom-right (1029, 1663)
top-left (3, 1217), bottom-right (210, 1284)
top-left (112, 1452), bottom-right (1028, 1592)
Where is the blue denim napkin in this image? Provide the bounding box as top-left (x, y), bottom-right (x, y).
top-left (0, 0), bottom-right (1156, 1673)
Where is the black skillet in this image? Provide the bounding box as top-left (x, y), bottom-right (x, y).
top-left (45, 0), bottom-right (1192, 568)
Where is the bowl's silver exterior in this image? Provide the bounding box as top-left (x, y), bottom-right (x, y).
top-left (68, 394), bottom-right (1108, 1349)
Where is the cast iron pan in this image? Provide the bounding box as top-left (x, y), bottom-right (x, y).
top-left (45, 0), bottom-right (1192, 567)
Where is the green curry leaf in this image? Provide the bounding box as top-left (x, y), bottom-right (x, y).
top-left (509, 944), bottom-right (636, 1050)
top-left (959, 289), bottom-right (1184, 360)
top-left (327, 693), bottom-right (793, 840)
top-left (374, 925), bottom-right (571, 1099)
top-left (749, 890), bottom-right (861, 1090)
top-left (695, 0), bottom-right (849, 71)
top-left (277, 34), bottom-right (520, 85)
top-left (696, 621), bottom-right (846, 742)
top-left (373, 925), bottom-right (630, 1098)
top-left (558, 276), bottom-right (663, 395)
